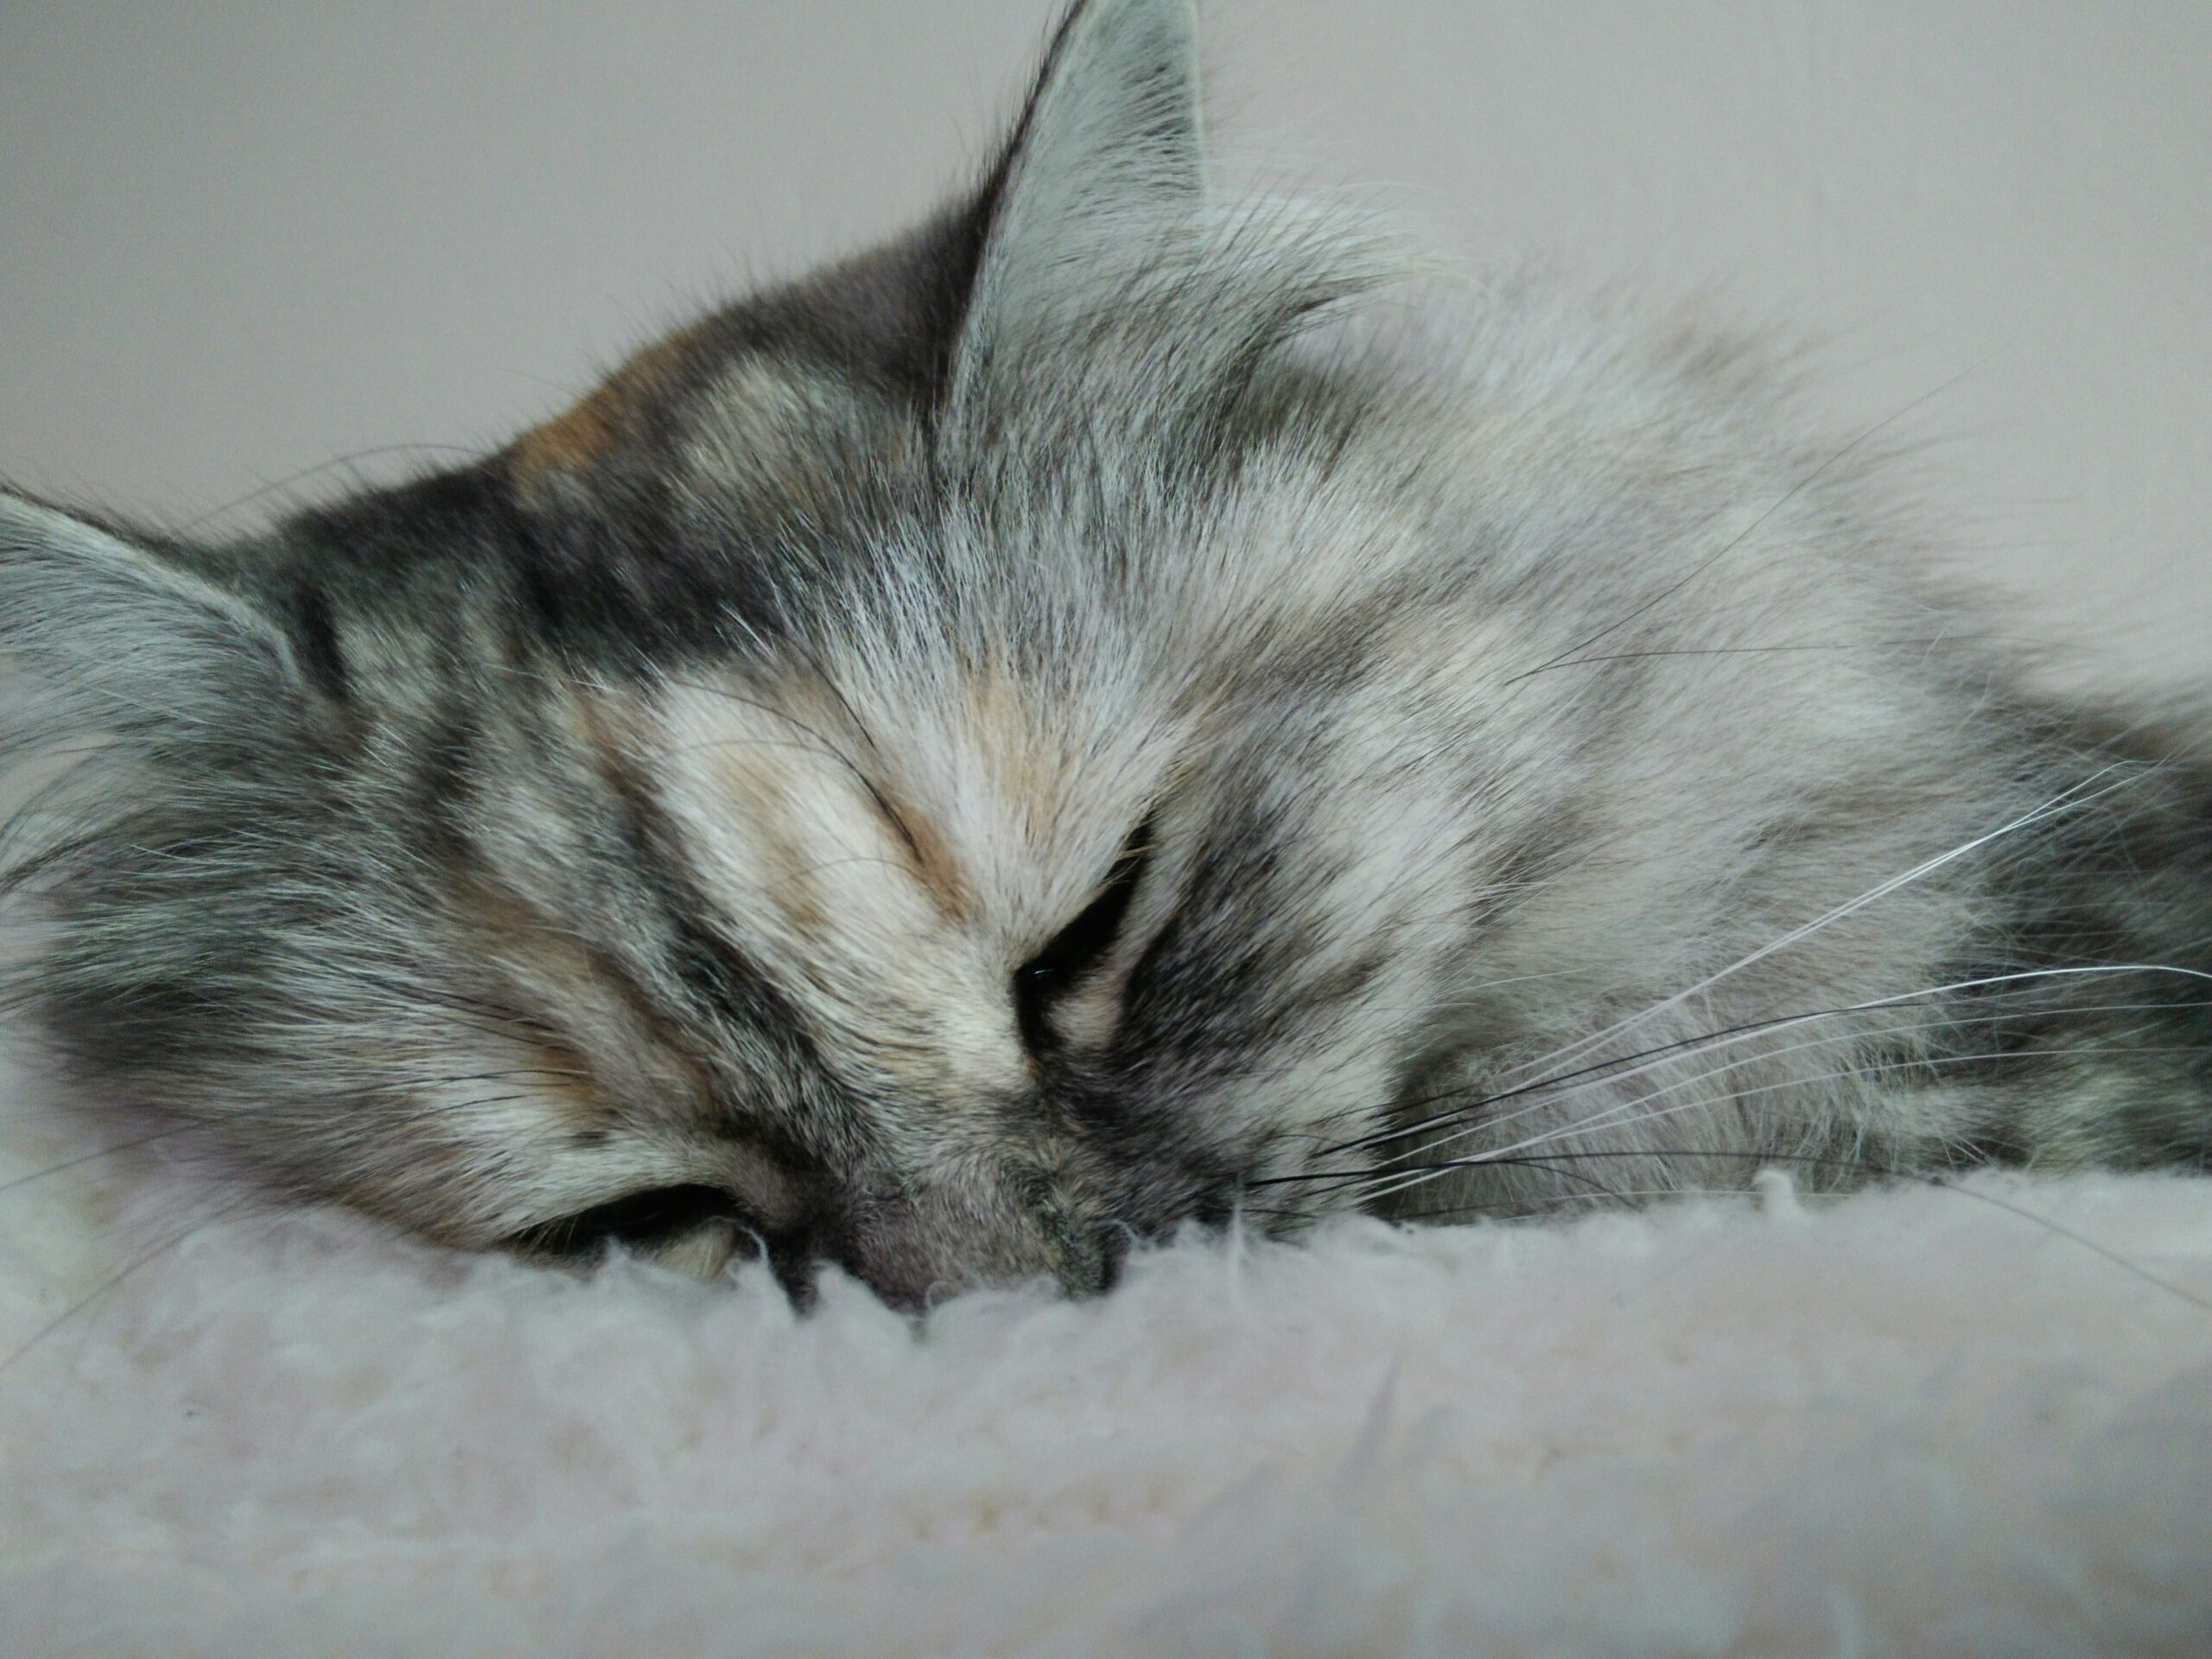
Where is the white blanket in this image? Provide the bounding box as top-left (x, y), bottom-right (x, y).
top-left (3, 1083), bottom-right (2209, 1658)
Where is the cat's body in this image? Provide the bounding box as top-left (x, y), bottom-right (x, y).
top-left (3, 0), bottom-right (2208, 1306)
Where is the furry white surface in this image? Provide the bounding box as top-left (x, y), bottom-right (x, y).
top-left (5, 1088), bottom-right (2212, 1659)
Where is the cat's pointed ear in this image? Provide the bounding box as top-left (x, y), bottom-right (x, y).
top-left (0, 491), bottom-right (299, 747)
top-left (991, 0), bottom-right (1205, 250)
top-left (957, 0), bottom-right (1206, 373)
top-left (506, 2), bottom-right (1205, 458)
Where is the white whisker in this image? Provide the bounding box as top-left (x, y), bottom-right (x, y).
top-left (1484, 768), bottom-right (2146, 1098)
top-left (1357, 1039), bottom-right (2209, 1209)
top-left (1356, 951), bottom-right (2209, 1167)
top-left (1372, 974), bottom-right (2212, 1168)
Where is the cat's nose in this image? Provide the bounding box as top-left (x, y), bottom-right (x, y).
top-left (766, 1202), bottom-right (940, 1313)
top-left (776, 1184), bottom-right (1130, 1310)
top-left (1040, 1205), bottom-right (1127, 1298)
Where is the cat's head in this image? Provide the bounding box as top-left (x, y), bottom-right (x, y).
top-left (0, 0), bottom-right (1510, 1304)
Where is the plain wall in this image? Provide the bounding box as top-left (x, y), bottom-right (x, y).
top-left (2, 1), bottom-right (2206, 690)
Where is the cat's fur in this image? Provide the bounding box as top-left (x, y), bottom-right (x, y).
top-left (3, 0), bottom-right (2208, 1306)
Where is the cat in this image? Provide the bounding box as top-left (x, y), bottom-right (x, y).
top-left (3, 0), bottom-right (2208, 1309)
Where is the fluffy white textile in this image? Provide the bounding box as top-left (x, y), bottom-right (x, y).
top-left (4, 1079), bottom-right (2211, 1658)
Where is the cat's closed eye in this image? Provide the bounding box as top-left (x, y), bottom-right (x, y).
top-left (1014, 820), bottom-right (1155, 1054)
top-left (510, 1185), bottom-right (762, 1278)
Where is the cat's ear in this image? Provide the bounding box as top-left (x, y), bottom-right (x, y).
top-left (507, 3), bottom-right (1209, 461)
top-left (721, 0), bottom-right (1203, 411)
top-left (955, 0), bottom-right (1206, 378)
top-left (985, 0), bottom-right (1205, 273)
top-left (0, 491), bottom-right (299, 748)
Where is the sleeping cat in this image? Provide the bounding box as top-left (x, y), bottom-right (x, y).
top-left (3, 0), bottom-right (2207, 1307)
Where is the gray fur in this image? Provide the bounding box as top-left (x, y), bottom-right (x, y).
top-left (3, 0), bottom-right (2208, 1306)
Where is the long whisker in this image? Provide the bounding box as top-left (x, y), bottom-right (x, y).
top-left (1372, 990), bottom-right (2212, 1173)
top-left (0, 1192), bottom-right (259, 1380)
top-left (0, 1127), bottom-right (199, 1201)
top-left (1332, 963), bottom-right (2212, 1160)
top-left (1353, 1041), bottom-right (2212, 1213)
top-left (1478, 768), bottom-right (2145, 1103)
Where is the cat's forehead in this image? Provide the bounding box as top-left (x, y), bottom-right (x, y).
top-left (647, 647), bottom-right (1166, 908)
top-left (593, 652), bottom-right (1168, 1116)
top-left (509, 329), bottom-right (917, 518)
top-left (501, 193), bottom-right (994, 515)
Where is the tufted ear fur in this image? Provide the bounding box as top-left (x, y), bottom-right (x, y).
top-left (0, 491), bottom-right (308, 893)
top-left (501, 0), bottom-right (1386, 498)
top-left (759, 0), bottom-right (1211, 413)
top-left (0, 493), bottom-right (296, 740)
top-left (939, 0), bottom-right (1401, 461)
top-left (499, 0), bottom-right (1208, 483)
top-left (959, 0), bottom-right (1207, 368)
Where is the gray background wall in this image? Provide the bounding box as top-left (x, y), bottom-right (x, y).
top-left (2, 2), bottom-right (2205, 690)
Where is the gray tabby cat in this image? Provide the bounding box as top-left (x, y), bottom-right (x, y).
top-left (3, 0), bottom-right (2207, 1307)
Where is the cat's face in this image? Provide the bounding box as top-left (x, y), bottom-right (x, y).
top-left (350, 454), bottom-right (1464, 1303)
top-left (0, 0), bottom-right (1510, 1303)
top-left (326, 422), bottom-right (1471, 1304)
